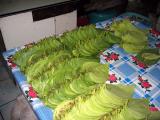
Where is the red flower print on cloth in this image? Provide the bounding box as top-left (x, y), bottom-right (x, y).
top-left (155, 42), bottom-right (160, 48)
top-left (7, 55), bottom-right (17, 68)
top-left (110, 53), bottom-right (119, 60)
top-left (102, 52), bottom-right (119, 62)
top-left (138, 75), bottom-right (152, 92)
top-left (150, 28), bottom-right (160, 38)
top-left (131, 55), bottom-right (137, 61)
top-left (103, 55), bottom-right (112, 61)
top-left (9, 63), bottom-right (17, 68)
top-left (131, 56), bottom-right (147, 69)
top-left (28, 86), bottom-right (38, 98)
top-left (137, 61), bottom-right (146, 69)
top-left (25, 86), bottom-right (38, 102)
top-left (109, 74), bottom-right (121, 83)
top-left (149, 104), bottom-right (159, 111)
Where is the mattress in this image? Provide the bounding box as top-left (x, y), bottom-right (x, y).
top-left (2, 12), bottom-right (160, 120)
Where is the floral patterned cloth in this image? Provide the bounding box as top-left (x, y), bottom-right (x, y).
top-left (100, 44), bottom-right (160, 111)
top-left (97, 12), bottom-right (160, 111)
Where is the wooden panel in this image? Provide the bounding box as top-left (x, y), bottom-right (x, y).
top-left (32, 0), bottom-right (77, 21)
top-left (0, 12), bottom-right (35, 50)
top-left (0, 12), bottom-right (55, 50)
top-left (55, 11), bottom-right (77, 35)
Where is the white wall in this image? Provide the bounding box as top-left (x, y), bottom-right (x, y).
top-left (0, 10), bottom-right (77, 50)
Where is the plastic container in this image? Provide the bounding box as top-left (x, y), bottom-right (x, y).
top-left (88, 10), bottom-right (117, 24)
top-left (77, 16), bottom-right (89, 26)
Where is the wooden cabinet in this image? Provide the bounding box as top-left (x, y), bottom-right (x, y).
top-left (0, 10), bottom-right (77, 50)
top-left (0, 0), bottom-right (78, 50)
top-left (0, 12), bottom-right (37, 50)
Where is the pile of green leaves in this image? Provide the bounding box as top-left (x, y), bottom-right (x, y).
top-left (108, 19), bottom-right (160, 65)
top-left (13, 24), bottom-right (160, 120)
top-left (109, 19), bottom-right (148, 54)
top-left (60, 25), bottom-right (120, 57)
top-left (13, 25), bottom-right (114, 108)
top-left (136, 48), bottom-right (160, 65)
top-left (42, 59), bottom-right (109, 108)
top-left (55, 84), bottom-right (160, 120)
top-left (13, 37), bottom-right (63, 72)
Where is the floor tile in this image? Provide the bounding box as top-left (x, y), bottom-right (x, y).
top-left (0, 80), bottom-right (20, 106)
top-left (0, 68), bottom-right (10, 81)
top-left (0, 100), bottom-right (16, 120)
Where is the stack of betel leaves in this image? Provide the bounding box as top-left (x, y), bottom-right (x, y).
top-left (13, 22), bottom-right (160, 120)
top-left (136, 48), bottom-right (160, 66)
top-left (108, 19), bottom-right (160, 65)
top-left (55, 84), bottom-right (159, 120)
top-left (109, 19), bottom-right (148, 54)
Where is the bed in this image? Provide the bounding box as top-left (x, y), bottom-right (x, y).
top-left (2, 12), bottom-right (160, 120)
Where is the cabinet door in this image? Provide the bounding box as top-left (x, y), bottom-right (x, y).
top-left (0, 12), bottom-right (35, 50)
top-left (0, 10), bottom-right (77, 50)
top-left (0, 12), bottom-right (55, 50)
top-left (33, 17), bottom-right (55, 42)
top-left (55, 10), bottom-right (77, 35)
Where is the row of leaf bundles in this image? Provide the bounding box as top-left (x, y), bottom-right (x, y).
top-left (109, 19), bottom-right (160, 65)
top-left (136, 48), bottom-right (160, 66)
top-left (30, 58), bottom-right (109, 108)
top-left (60, 25), bottom-right (120, 57)
top-left (108, 19), bottom-right (149, 54)
top-left (54, 84), bottom-right (160, 120)
top-left (12, 25), bottom-right (121, 112)
top-left (12, 22), bottom-right (160, 120)
top-left (13, 25), bottom-right (120, 73)
top-left (13, 36), bottom-right (63, 72)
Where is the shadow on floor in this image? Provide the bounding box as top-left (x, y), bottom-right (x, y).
top-left (0, 54), bottom-right (20, 120)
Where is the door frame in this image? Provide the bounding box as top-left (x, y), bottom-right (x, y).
top-left (0, 29), bottom-right (6, 52)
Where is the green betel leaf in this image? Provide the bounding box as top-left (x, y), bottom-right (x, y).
top-left (127, 99), bottom-right (150, 119)
top-left (142, 53), bottom-right (160, 60)
top-left (149, 111), bottom-right (160, 120)
top-left (107, 84), bottom-right (135, 99)
top-left (109, 19), bottom-right (149, 54)
top-left (136, 48), bottom-right (160, 65)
